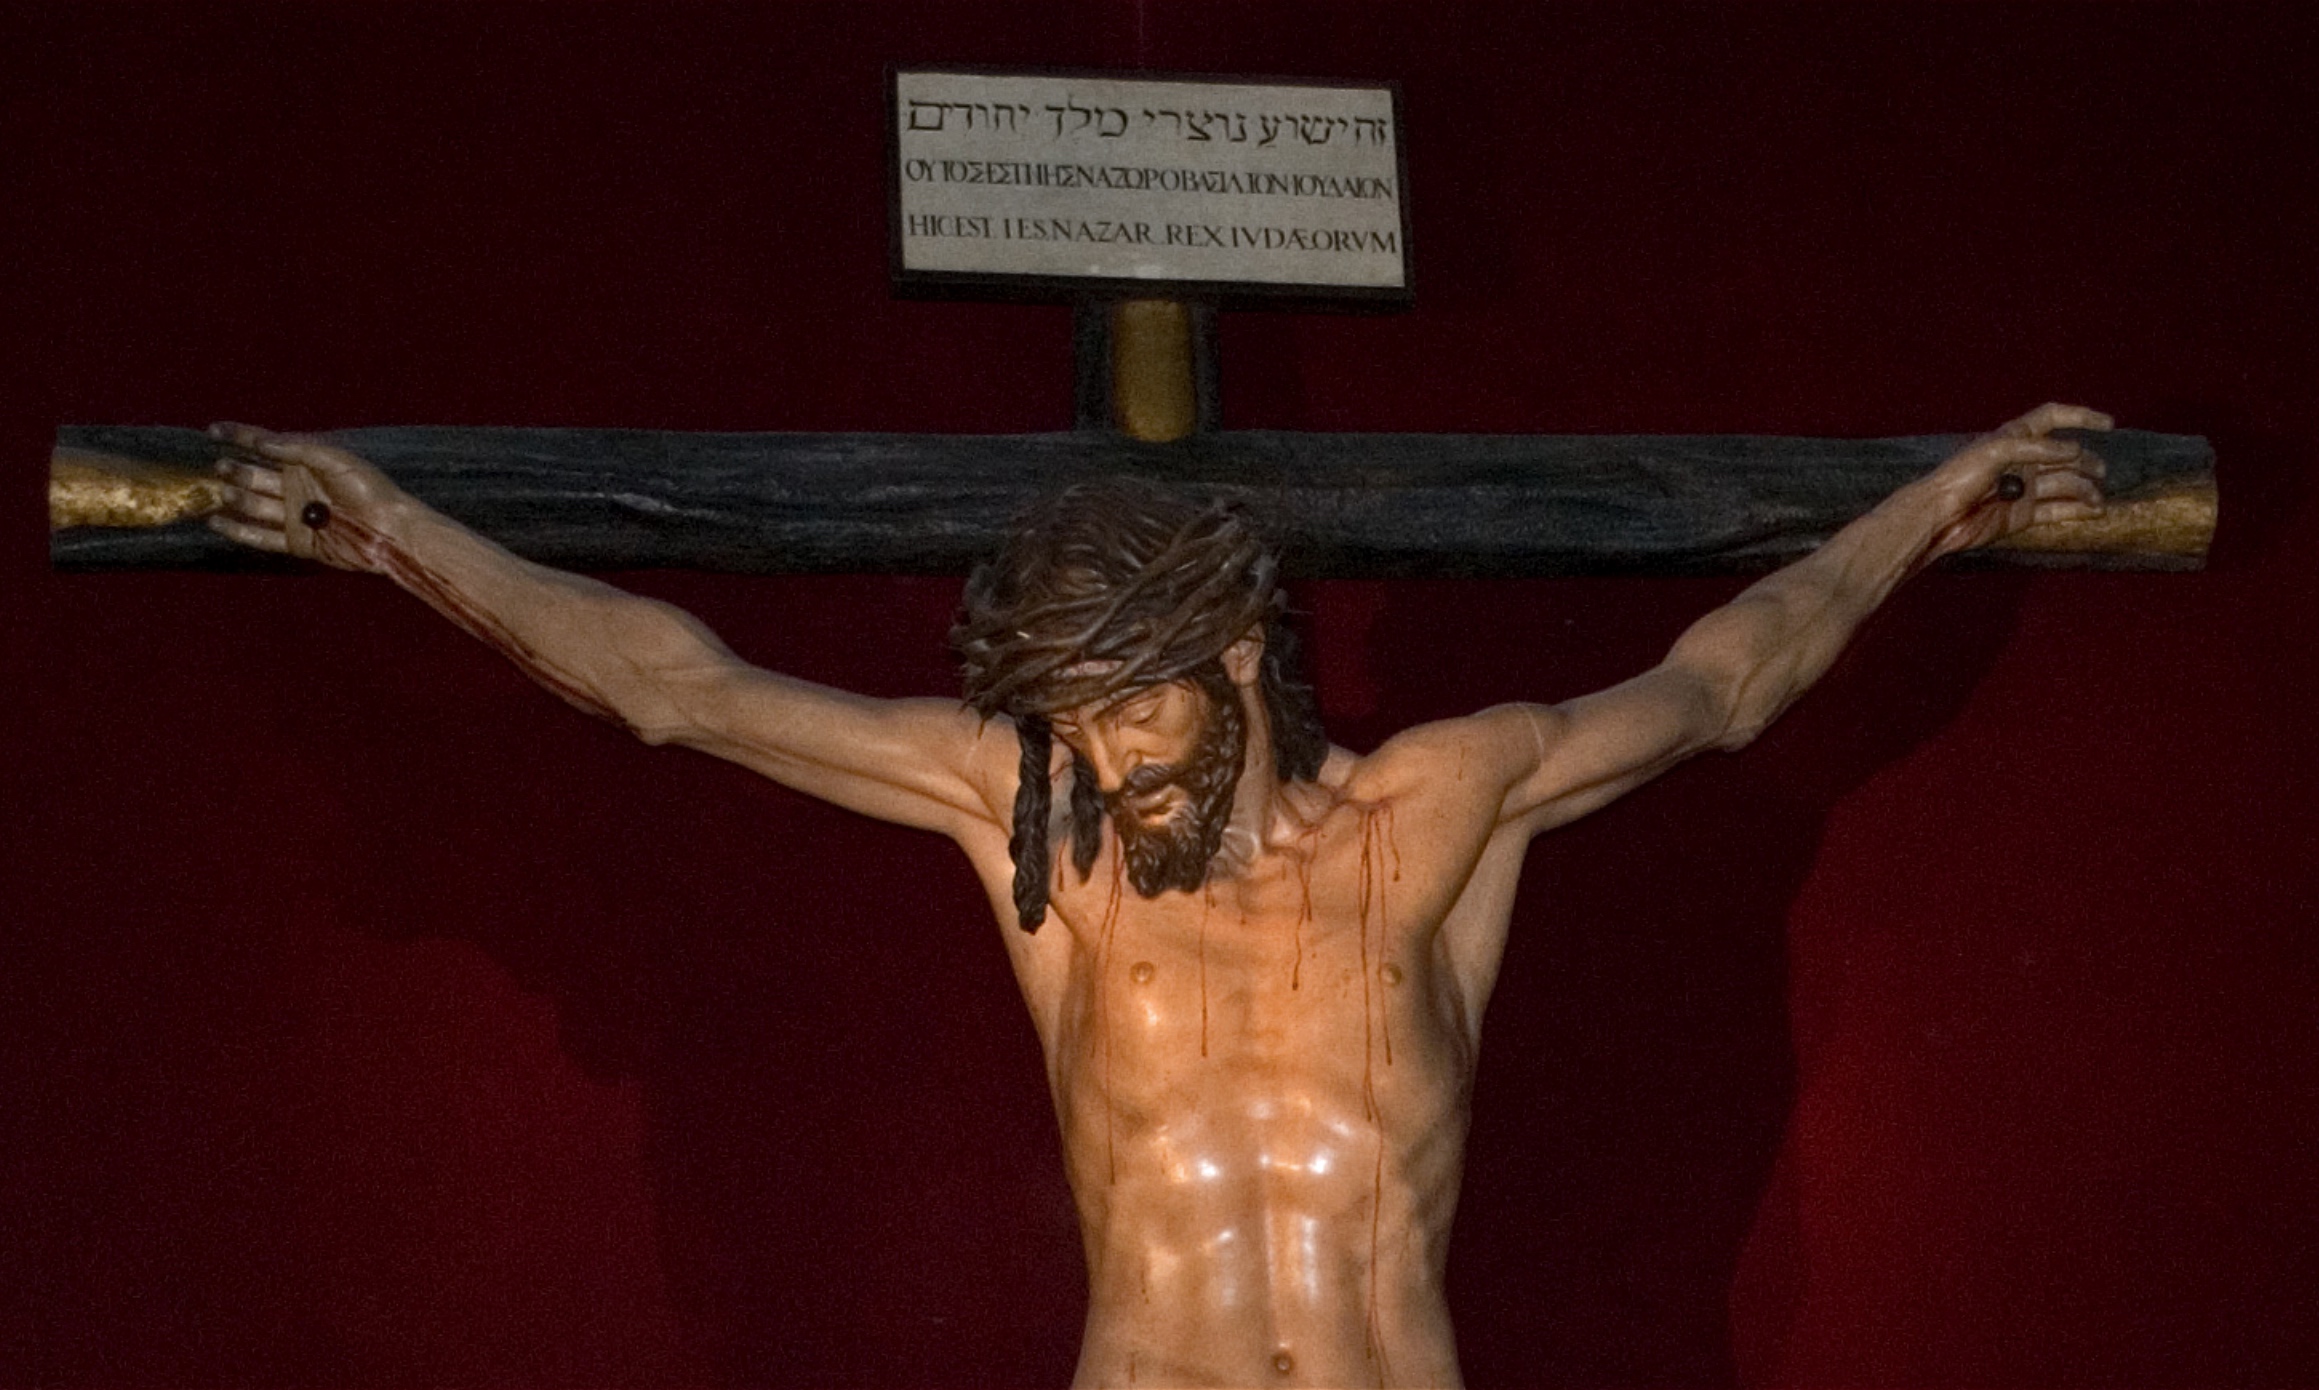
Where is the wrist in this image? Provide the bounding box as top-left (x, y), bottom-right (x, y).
top-left (1860, 475), bottom-right (1959, 571)
top-left (337, 486), bottom-right (429, 577)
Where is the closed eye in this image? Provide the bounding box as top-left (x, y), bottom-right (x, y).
top-left (1092, 691), bottom-right (1161, 729)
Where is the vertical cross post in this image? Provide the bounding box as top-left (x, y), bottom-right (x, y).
top-left (1075, 299), bottom-right (1221, 441)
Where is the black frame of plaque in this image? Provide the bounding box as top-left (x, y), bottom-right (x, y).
top-left (886, 65), bottom-right (1414, 312)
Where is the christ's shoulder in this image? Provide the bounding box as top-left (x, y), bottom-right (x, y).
top-left (1328, 704), bottom-right (1545, 812)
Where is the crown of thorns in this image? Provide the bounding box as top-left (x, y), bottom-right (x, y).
top-left (954, 481), bottom-right (1280, 717)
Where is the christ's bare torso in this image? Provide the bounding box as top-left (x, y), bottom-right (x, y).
top-left (961, 748), bottom-right (1533, 1390)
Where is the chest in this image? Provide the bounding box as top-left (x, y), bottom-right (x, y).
top-left (1042, 810), bottom-right (1452, 1078)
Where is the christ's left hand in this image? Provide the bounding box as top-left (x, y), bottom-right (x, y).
top-left (1926, 402), bottom-right (2112, 556)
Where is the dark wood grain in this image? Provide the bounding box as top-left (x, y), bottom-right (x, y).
top-left (50, 424), bottom-right (2213, 577)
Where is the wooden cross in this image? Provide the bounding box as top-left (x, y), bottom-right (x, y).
top-left (46, 296), bottom-right (2213, 575)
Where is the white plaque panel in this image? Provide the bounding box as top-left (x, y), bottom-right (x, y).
top-left (890, 69), bottom-right (1409, 299)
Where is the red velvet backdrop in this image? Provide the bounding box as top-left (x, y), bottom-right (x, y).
top-left (6, 5), bottom-right (2315, 1387)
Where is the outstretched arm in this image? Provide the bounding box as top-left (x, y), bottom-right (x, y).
top-left (1494, 403), bottom-right (2111, 832)
top-left (207, 424), bottom-right (1015, 837)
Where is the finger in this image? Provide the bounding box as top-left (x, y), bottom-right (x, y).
top-left (213, 458), bottom-right (285, 498)
top-left (2031, 499), bottom-right (2105, 526)
top-left (208, 421), bottom-right (283, 452)
top-left (2000, 402), bottom-right (2115, 438)
top-left (208, 421), bottom-right (357, 476)
top-left (2033, 470), bottom-right (2104, 509)
top-left (207, 513), bottom-right (289, 554)
top-left (225, 489), bottom-right (288, 528)
top-left (1975, 435), bottom-right (2085, 467)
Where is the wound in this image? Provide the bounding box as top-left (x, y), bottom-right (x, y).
top-left (364, 523), bottom-right (631, 733)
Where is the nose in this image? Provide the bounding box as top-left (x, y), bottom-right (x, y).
top-left (1076, 731), bottom-right (1139, 793)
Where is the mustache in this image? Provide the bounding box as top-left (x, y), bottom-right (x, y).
top-left (1115, 762), bottom-right (1186, 800)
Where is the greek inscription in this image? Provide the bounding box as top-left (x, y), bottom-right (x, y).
top-left (898, 158), bottom-right (1396, 202)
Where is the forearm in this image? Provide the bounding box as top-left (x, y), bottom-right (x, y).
top-left (1669, 474), bottom-right (1959, 748)
top-left (351, 493), bottom-right (726, 739)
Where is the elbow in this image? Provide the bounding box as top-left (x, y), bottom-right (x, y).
top-left (1708, 670), bottom-right (1798, 752)
top-left (595, 601), bottom-right (726, 748)
top-left (555, 683), bottom-right (684, 745)
top-left (1666, 607), bottom-right (1790, 754)
top-left (629, 714), bottom-right (687, 748)
top-left (619, 683), bottom-right (711, 748)
top-left (1663, 658), bottom-right (1779, 754)
top-left (1712, 710), bottom-right (1769, 753)
top-left (1692, 678), bottom-right (1757, 752)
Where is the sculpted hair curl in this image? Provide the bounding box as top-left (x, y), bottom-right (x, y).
top-left (952, 478), bottom-right (1326, 932)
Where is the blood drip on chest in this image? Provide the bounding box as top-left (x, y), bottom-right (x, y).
top-left (1198, 882), bottom-right (1213, 1058)
top-left (1357, 802), bottom-right (1400, 1384)
top-left (1097, 850), bottom-right (1124, 1184)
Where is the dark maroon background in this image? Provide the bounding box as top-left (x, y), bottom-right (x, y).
top-left (6, 4), bottom-right (2316, 1387)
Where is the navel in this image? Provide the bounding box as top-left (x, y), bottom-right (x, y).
top-left (1271, 1349), bottom-right (1295, 1376)
top-left (1129, 960), bottom-right (1155, 984)
top-left (1381, 962), bottom-right (1403, 986)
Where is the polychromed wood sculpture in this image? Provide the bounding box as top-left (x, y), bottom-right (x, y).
top-left (48, 286), bottom-right (2209, 1388)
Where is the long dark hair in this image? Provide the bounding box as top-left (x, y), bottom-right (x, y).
top-left (952, 478), bottom-right (1326, 931)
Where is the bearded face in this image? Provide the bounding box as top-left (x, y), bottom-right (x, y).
top-left (1101, 678), bottom-right (1248, 898)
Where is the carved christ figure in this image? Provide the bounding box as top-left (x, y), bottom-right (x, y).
top-left (208, 405), bottom-right (2108, 1389)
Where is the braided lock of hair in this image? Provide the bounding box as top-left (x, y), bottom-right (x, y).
top-left (1008, 714), bottom-right (1056, 932)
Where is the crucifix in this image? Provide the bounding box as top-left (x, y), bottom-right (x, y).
top-left (46, 66), bottom-right (2212, 1390)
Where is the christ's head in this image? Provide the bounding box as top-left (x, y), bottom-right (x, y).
top-left (1053, 653), bottom-right (1249, 899)
top-left (952, 478), bottom-right (1325, 929)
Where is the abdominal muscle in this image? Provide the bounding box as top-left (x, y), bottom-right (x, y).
top-left (1043, 832), bottom-right (1477, 1389)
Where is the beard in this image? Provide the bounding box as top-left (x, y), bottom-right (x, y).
top-left (1105, 682), bottom-right (1248, 898)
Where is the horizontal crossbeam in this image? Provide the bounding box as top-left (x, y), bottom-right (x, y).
top-left (49, 424), bottom-right (2213, 577)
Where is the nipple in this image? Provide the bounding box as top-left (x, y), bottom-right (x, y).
top-left (1130, 961), bottom-right (1156, 984)
top-left (1381, 963), bottom-right (1403, 986)
top-left (1271, 1349), bottom-right (1294, 1376)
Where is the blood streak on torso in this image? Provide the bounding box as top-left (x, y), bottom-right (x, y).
top-left (1019, 774), bottom-right (1491, 1390)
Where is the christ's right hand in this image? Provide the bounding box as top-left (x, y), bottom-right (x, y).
top-left (207, 423), bottom-right (413, 572)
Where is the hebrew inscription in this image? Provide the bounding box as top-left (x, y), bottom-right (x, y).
top-left (892, 70), bottom-right (1408, 294)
